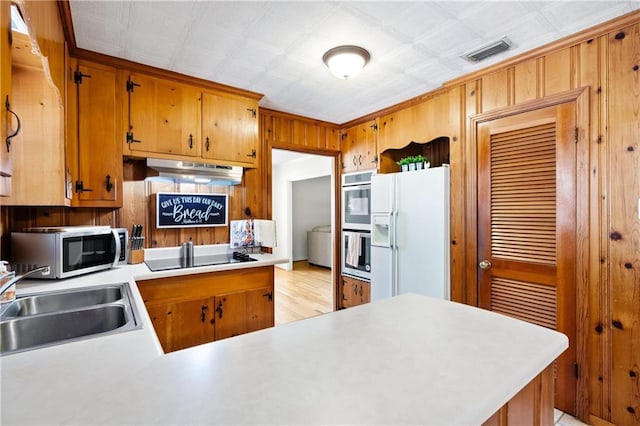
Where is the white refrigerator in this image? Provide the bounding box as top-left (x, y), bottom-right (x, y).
top-left (370, 165), bottom-right (450, 301)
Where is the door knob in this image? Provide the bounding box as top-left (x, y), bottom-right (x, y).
top-left (479, 260), bottom-right (492, 270)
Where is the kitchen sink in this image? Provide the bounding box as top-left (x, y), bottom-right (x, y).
top-left (0, 283), bottom-right (142, 356)
top-left (1, 285), bottom-right (123, 318)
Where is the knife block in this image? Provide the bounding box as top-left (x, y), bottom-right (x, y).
top-left (128, 249), bottom-right (144, 265)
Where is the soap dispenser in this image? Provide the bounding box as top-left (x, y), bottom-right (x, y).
top-left (0, 260), bottom-right (16, 303)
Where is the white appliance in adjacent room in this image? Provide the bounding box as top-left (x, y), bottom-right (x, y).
top-left (370, 166), bottom-right (450, 301)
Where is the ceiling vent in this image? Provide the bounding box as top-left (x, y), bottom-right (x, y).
top-left (461, 37), bottom-right (513, 63)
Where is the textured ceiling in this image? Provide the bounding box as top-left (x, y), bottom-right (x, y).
top-left (69, 1), bottom-right (639, 124)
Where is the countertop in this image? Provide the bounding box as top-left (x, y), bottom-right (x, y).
top-left (1, 249), bottom-right (567, 425)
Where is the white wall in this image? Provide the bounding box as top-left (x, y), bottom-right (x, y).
top-left (272, 153), bottom-right (333, 271)
top-left (292, 176), bottom-right (331, 261)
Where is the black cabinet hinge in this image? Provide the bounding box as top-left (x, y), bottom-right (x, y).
top-left (574, 362), bottom-right (579, 379)
top-left (126, 131), bottom-right (141, 144)
top-left (126, 79), bottom-right (141, 93)
top-left (247, 149), bottom-right (257, 158)
top-left (263, 292), bottom-right (273, 302)
top-left (370, 123), bottom-right (378, 131)
top-left (246, 108), bottom-right (257, 118)
top-left (574, 127), bottom-right (579, 144)
top-left (73, 70), bottom-right (92, 84)
top-left (75, 180), bottom-right (93, 193)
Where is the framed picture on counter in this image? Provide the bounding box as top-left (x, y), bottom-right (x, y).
top-left (155, 192), bottom-right (228, 228)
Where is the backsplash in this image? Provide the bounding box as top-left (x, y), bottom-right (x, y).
top-left (0, 161), bottom-right (266, 260)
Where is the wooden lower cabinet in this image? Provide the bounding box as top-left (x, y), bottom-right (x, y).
top-left (482, 364), bottom-right (554, 426)
top-left (214, 287), bottom-right (274, 340)
top-left (138, 266), bottom-right (274, 353)
top-left (341, 275), bottom-right (370, 308)
top-left (146, 297), bottom-right (213, 352)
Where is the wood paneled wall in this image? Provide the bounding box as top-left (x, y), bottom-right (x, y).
top-left (443, 14), bottom-right (639, 426)
top-left (119, 160), bottom-right (266, 248)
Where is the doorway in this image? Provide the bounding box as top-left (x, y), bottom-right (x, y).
top-left (271, 149), bottom-right (335, 325)
top-left (471, 89), bottom-right (589, 416)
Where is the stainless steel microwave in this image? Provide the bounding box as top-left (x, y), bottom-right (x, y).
top-left (11, 226), bottom-right (128, 279)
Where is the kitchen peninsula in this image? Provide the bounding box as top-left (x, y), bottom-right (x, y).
top-left (1, 251), bottom-right (567, 426)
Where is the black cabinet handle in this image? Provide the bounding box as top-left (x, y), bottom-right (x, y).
top-left (352, 156), bottom-right (357, 166)
top-left (216, 301), bottom-right (223, 319)
top-left (201, 304), bottom-right (208, 323)
top-left (105, 175), bottom-right (113, 192)
top-left (5, 96), bottom-right (20, 153)
top-left (205, 136), bottom-right (210, 152)
top-left (188, 134), bottom-right (193, 149)
top-left (358, 155), bottom-right (363, 165)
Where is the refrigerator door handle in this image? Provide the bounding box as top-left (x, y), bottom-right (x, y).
top-left (392, 209), bottom-right (399, 297)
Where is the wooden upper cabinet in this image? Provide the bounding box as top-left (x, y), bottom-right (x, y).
top-left (201, 91), bottom-right (258, 166)
top-left (126, 73), bottom-right (201, 157)
top-left (262, 110), bottom-right (340, 152)
top-left (70, 61), bottom-right (122, 207)
top-left (0, 0), bottom-right (12, 196)
top-left (3, 31), bottom-right (68, 206)
top-left (125, 73), bottom-right (259, 167)
top-left (342, 120), bottom-right (377, 172)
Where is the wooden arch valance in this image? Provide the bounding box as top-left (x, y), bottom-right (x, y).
top-left (378, 136), bottom-right (450, 174)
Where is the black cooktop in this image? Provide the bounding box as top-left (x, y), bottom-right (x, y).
top-left (145, 252), bottom-right (257, 272)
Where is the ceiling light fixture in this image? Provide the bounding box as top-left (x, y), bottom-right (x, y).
top-left (322, 45), bottom-right (370, 80)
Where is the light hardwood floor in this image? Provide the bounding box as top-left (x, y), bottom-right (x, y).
top-left (274, 260), bottom-right (333, 325)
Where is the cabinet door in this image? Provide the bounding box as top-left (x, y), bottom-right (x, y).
top-left (213, 292), bottom-right (248, 340)
top-left (213, 288), bottom-right (274, 340)
top-left (341, 276), bottom-right (370, 309)
top-left (75, 63), bottom-right (121, 205)
top-left (0, 0), bottom-right (11, 195)
top-left (127, 73), bottom-right (201, 157)
top-left (169, 297), bottom-right (214, 352)
top-left (146, 303), bottom-right (171, 353)
top-left (201, 92), bottom-right (258, 166)
top-left (246, 287), bottom-right (275, 333)
top-left (342, 120), bottom-right (377, 172)
top-left (359, 282), bottom-right (371, 305)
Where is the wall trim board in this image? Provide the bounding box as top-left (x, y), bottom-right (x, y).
top-left (260, 107), bottom-right (340, 129)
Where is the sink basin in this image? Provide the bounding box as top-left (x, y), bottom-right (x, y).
top-left (1, 285), bottom-right (122, 318)
top-left (0, 283), bottom-right (141, 356)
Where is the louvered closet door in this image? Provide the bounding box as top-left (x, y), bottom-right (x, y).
top-left (477, 103), bottom-right (577, 415)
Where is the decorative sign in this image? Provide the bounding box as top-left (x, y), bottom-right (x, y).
top-left (156, 192), bottom-right (228, 228)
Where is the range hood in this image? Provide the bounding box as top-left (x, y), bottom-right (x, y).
top-left (146, 158), bottom-right (243, 185)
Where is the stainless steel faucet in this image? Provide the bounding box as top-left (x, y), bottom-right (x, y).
top-left (0, 265), bottom-right (51, 297)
